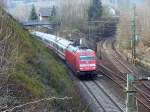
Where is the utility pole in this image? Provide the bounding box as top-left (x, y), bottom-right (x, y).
top-left (131, 5), bottom-right (136, 64)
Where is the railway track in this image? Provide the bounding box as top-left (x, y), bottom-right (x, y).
top-left (110, 40), bottom-right (150, 110)
top-left (97, 38), bottom-right (150, 111)
top-left (79, 38), bottom-right (126, 112)
top-left (80, 80), bottom-right (124, 112)
top-left (63, 57), bottom-right (124, 111)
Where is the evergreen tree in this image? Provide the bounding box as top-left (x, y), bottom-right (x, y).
top-left (49, 6), bottom-right (56, 21)
top-left (29, 5), bottom-right (38, 20)
top-left (51, 6), bottom-right (56, 17)
top-left (88, 0), bottom-right (103, 21)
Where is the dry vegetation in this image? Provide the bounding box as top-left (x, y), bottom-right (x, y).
top-left (117, 12), bottom-right (132, 50)
top-left (117, 1), bottom-right (150, 61)
top-left (56, 0), bottom-right (91, 33)
top-left (14, 4), bottom-right (31, 22)
top-left (136, 1), bottom-right (150, 45)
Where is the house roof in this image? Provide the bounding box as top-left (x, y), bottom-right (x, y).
top-left (39, 7), bottom-right (52, 17)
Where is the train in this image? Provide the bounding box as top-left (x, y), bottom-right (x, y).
top-left (31, 31), bottom-right (97, 77)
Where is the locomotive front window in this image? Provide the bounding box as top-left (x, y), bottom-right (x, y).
top-left (80, 56), bottom-right (95, 60)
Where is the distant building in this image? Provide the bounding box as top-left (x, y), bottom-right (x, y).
top-left (101, 0), bottom-right (119, 16)
top-left (102, 0), bottom-right (119, 9)
top-left (102, 0), bottom-right (138, 9)
top-left (38, 7), bottom-right (52, 21)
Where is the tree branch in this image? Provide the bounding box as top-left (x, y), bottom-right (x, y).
top-left (3, 96), bottom-right (72, 112)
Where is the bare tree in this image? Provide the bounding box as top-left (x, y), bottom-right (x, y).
top-left (13, 3), bottom-right (31, 22)
top-left (0, 0), bottom-right (7, 9)
top-left (116, 1), bottom-right (150, 61)
top-left (56, 0), bottom-right (91, 29)
top-left (2, 97), bottom-right (72, 112)
top-left (116, 11), bottom-right (132, 50)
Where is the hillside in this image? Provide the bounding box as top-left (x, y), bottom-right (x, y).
top-left (0, 7), bottom-right (86, 111)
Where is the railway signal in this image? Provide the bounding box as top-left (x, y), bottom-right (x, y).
top-left (126, 74), bottom-right (137, 112)
top-left (126, 74), bottom-right (150, 112)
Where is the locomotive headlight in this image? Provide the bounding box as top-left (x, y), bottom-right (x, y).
top-left (80, 64), bottom-right (86, 67)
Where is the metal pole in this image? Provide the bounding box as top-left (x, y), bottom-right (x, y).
top-left (126, 74), bottom-right (138, 112)
top-left (99, 45), bottom-right (102, 59)
top-left (131, 5), bottom-right (136, 64)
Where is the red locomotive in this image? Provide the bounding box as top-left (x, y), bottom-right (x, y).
top-left (65, 46), bottom-right (96, 76)
top-left (32, 31), bottom-right (97, 77)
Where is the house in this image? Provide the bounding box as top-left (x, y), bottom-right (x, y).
top-left (102, 0), bottom-right (119, 9)
top-left (38, 7), bottom-right (52, 21)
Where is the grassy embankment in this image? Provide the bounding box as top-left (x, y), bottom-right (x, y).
top-left (0, 7), bottom-right (87, 111)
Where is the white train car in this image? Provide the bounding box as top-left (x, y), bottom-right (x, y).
top-left (32, 31), bottom-right (72, 59)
